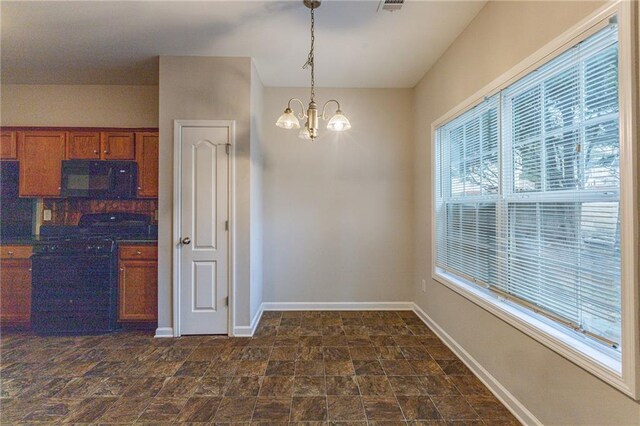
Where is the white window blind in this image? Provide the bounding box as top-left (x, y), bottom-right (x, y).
top-left (435, 23), bottom-right (620, 348)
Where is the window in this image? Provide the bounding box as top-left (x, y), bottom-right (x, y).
top-left (433, 4), bottom-right (638, 397)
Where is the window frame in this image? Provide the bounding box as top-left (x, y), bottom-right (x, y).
top-left (430, 0), bottom-right (639, 399)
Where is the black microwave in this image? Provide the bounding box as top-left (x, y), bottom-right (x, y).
top-left (60, 160), bottom-right (138, 199)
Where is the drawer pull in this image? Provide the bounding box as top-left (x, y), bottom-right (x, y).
top-left (7, 251), bottom-right (13, 256)
top-left (136, 250), bottom-right (142, 255)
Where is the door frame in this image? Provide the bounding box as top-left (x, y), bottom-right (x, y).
top-left (172, 120), bottom-right (236, 337)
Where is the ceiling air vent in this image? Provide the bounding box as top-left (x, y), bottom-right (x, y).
top-left (378, 0), bottom-right (404, 12)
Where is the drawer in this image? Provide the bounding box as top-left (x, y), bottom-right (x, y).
top-left (0, 246), bottom-right (32, 259)
top-left (119, 245), bottom-right (157, 260)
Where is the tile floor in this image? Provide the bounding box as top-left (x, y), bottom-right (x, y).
top-left (0, 311), bottom-right (520, 425)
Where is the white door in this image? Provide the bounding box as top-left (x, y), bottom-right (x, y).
top-left (179, 126), bottom-right (230, 334)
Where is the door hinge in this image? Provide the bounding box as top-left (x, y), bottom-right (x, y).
top-left (225, 220), bottom-right (229, 231)
top-left (225, 144), bottom-right (230, 155)
top-left (225, 296), bottom-right (229, 307)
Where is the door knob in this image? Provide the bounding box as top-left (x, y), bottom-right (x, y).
top-left (181, 237), bottom-right (191, 245)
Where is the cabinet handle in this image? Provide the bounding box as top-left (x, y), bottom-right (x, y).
top-left (28, 268), bottom-right (32, 272)
top-left (103, 150), bottom-right (110, 154)
top-left (120, 268), bottom-right (124, 271)
top-left (93, 150), bottom-right (99, 154)
top-left (136, 250), bottom-right (142, 255)
top-left (7, 251), bottom-right (14, 256)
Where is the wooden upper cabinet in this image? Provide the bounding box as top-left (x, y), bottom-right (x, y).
top-left (67, 131), bottom-right (101, 159)
top-left (0, 131), bottom-right (17, 160)
top-left (18, 131), bottom-right (66, 197)
top-left (135, 132), bottom-right (158, 198)
top-left (101, 132), bottom-right (135, 160)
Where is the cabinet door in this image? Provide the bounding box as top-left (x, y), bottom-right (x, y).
top-left (0, 259), bottom-right (32, 326)
top-left (67, 131), bottom-right (101, 159)
top-left (101, 132), bottom-right (135, 160)
top-left (18, 131), bottom-right (66, 197)
top-left (135, 132), bottom-right (158, 198)
top-left (118, 259), bottom-right (158, 322)
top-left (0, 131), bottom-right (17, 160)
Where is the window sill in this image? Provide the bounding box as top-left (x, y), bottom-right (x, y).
top-left (432, 267), bottom-right (631, 394)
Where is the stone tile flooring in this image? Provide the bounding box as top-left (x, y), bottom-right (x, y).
top-left (0, 311), bottom-right (520, 424)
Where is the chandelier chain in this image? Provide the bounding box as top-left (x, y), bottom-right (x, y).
top-left (302, 6), bottom-right (315, 102)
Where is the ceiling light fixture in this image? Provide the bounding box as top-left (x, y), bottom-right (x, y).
top-left (275, 0), bottom-right (351, 141)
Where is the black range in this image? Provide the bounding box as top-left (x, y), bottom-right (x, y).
top-left (31, 213), bottom-right (157, 335)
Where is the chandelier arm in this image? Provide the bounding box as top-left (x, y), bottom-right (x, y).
top-left (321, 99), bottom-right (342, 120)
top-left (287, 98), bottom-right (308, 119)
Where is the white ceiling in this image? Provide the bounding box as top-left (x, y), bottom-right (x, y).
top-left (1, 0), bottom-right (486, 88)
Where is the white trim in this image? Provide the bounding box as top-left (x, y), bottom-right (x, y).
top-left (412, 303), bottom-right (542, 426)
top-left (614, 0), bottom-right (640, 399)
top-left (262, 302), bottom-right (414, 311)
top-left (431, 2), bottom-right (621, 130)
top-left (429, 0), bottom-right (639, 398)
top-left (172, 120), bottom-right (236, 338)
top-left (154, 327), bottom-right (174, 338)
top-left (433, 269), bottom-right (624, 380)
top-left (231, 302), bottom-right (414, 337)
top-left (233, 303), bottom-right (265, 337)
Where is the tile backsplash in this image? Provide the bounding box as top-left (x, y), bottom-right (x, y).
top-left (43, 199), bottom-right (158, 225)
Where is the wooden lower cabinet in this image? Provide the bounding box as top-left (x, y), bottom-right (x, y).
top-left (118, 244), bottom-right (157, 322)
top-left (0, 246), bottom-right (32, 327)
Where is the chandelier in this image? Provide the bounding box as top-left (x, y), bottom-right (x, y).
top-left (275, 0), bottom-right (351, 140)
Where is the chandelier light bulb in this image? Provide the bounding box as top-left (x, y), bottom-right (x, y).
top-left (327, 110), bottom-right (351, 132)
top-left (275, 108), bottom-right (300, 129)
top-left (298, 126), bottom-right (313, 140)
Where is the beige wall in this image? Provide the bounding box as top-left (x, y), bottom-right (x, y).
top-left (262, 87), bottom-right (414, 304)
top-left (1, 84), bottom-right (158, 127)
top-left (158, 56), bottom-right (254, 329)
top-left (413, 1), bottom-right (640, 424)
top-left (250, 61), bottom-right (264, 321)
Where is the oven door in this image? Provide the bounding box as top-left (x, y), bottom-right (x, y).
top-left (31, 252), bottom-right (118, 334)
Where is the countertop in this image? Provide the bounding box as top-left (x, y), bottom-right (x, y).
top-left (1, 235), bottom-right (46, 245)
top-left (116, 239), bottom-right (157, 244)
top-left (0, 236), bottom-right (157, 245)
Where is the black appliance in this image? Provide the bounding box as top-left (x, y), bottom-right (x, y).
top-left (0, 161), bottom-right (34, 238)
top-left (31, 237), bottom-right (118, 334)
top-left (31, 213), bottom-right (155, 335)
top-left (60, 160), bottom-right (138, 199)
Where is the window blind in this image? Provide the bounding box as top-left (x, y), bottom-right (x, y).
top-left (435, 23), bottom-right (620, 348)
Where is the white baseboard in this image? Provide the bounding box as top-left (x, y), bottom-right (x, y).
top-left (411, 303), bottom-right (541, 426)
top-left (262, 301), bottom-right (414, 311)
top-left (233, 303), bottom-right (265, 337)
top-left (154, 327), bottom-right (174, 338)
